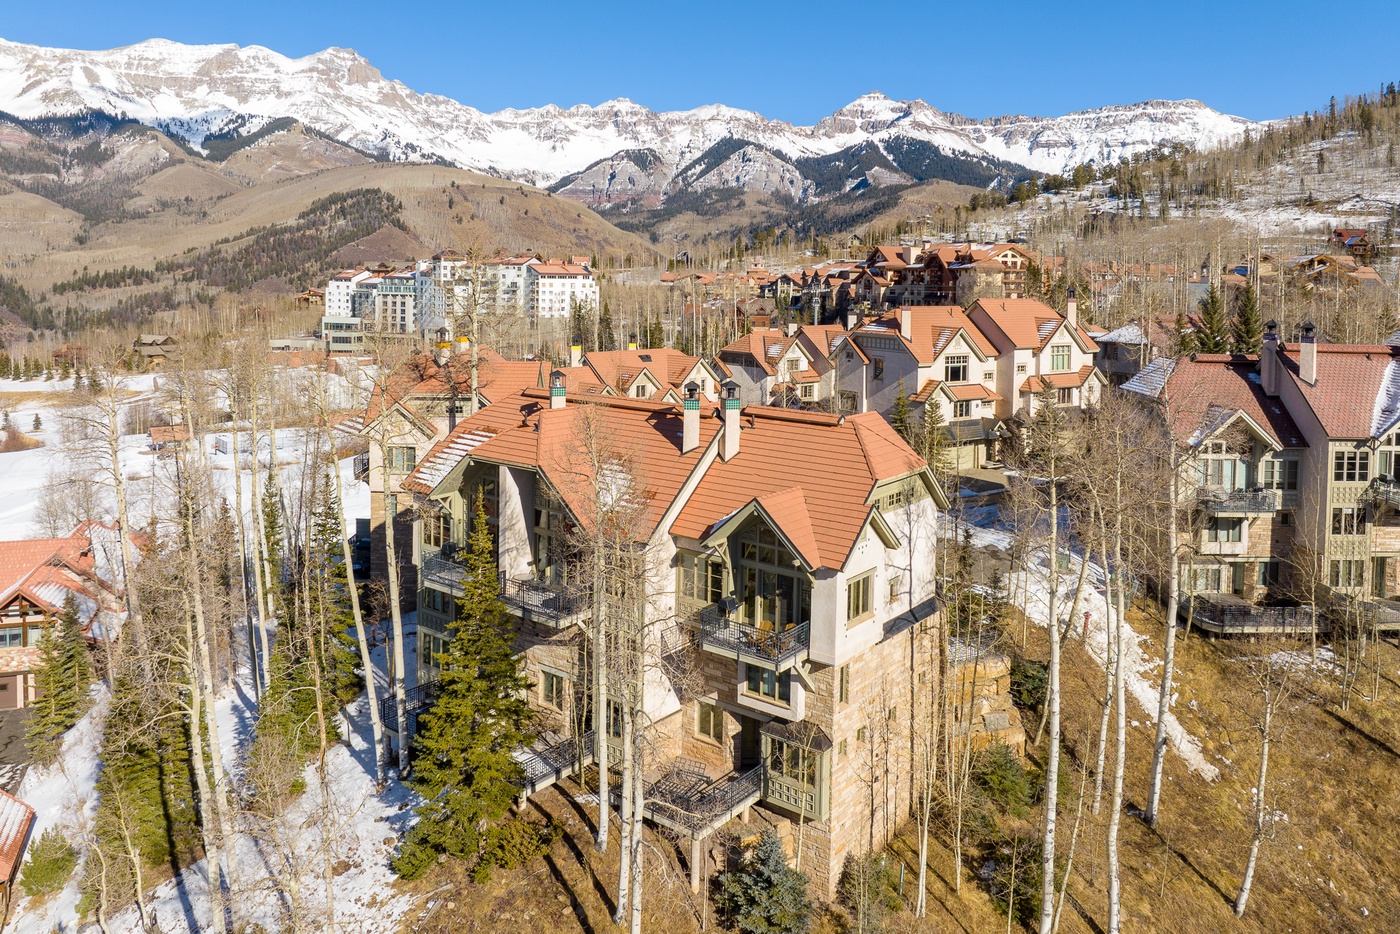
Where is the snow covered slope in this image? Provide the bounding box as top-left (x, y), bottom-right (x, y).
top-left (0, 38), bottom-right (1256, 203)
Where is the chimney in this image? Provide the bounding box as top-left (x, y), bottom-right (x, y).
top-left (682, 381), bottom-right (701, 454)
top-left (786, 321), bottom-right (798, 338)
top-left (549, 369), bottom-right (567, 409)
top-left (1260, 319), bottom-right (1280, 396)
top-left (721, 380), bottom-right (741, 461)
top-left (628, 332), bottom-right (638, 351)
top-left (1299, 321), bottom-right (1318, 385)
top-left (1065, 285), bottom-right (1078, 327)
top-left (569, 338), bottom-right (582, 368)
top-left (899, 308), bottom-right (912, 341)
top-left (845, 309), bottom-right (859, 330)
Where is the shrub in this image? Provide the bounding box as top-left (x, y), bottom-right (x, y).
top-left (715, 829), bottom-right (813, 934)
top-left (974, 743), bottom-right (1033, 817)
top-left (837, 851), bottom-right (902, 933)
top-left (1009, 659), bottom-right (1047, 715)
top-left (983, 832), bottom-right (1043, 925)
top-left (19, 827), bottom-right (78, 897)
top-left (472, 818), bottom-right (560, 883)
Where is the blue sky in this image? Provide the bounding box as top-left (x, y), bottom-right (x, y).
top-left (5, 1), bottom-right (1398, 123)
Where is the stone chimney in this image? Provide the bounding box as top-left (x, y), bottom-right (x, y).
top-left (899, 308), bottom-right (912, 340)
top-left (1260, 320), bottom-right (1280, 396)
top-left (569, 340), bottom-right (582, 368)
top-left (1299, 321), bottom-right (1318, 385)
top-left (682, 381), bottom-right (701, 454)
top-left (721, 380), bottom-right (741, 461)
top-left (1065, 285), bottom-right (1078, 327)
top-left (549, 369), bottom-right (567, 409)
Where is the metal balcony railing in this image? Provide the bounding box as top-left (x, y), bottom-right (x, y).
top-left (1365, 476), bottom-right (1400, 512)
top-left (499, 574), bottom-right (586, 627)
top-left (1197, 488), bottom-right (1280, 515)
top-left (379, 678), bottom-right (439, 737)
top-left (420, 547), bottom-right (467, 593)
top-left (694, 603), bottom-right (810, 670)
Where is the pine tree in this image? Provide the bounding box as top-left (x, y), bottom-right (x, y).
top-left (32, 413), bottom-right (42, 432)
top-left (1230, 280), bottom-right (1264, 354)
top-left (1196, 284), bottom-right (1230, 353)
top-left (393, 497), bottom-right (534, 879)
top-left (1174, 310), bottom-right (1199, 356)
top-left (24, 596), bottom-right (94, 765)
top-left (715, 828), bottom-right (813, 934)
top-left (890, 378), bottom-right (913, 441)
top-left (916, 401), bottom-right (952, 482)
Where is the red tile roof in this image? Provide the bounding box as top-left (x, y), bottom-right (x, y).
top-left (970, 298), bottom-right (1100, 353)
top-left (1021, 364), bottom-right (1098, 393)
top-left (1278, 344), bottom-right (1399, 439)
top-left (0, 789), bottom-right (34, 883)
top-left (1153, 355), bottom-right (1307, 449)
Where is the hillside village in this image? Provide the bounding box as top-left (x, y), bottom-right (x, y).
top-left (5, 28), bottom-right (1400, 934)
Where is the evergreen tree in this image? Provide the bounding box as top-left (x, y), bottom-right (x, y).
top-left (890, 378), bottom-right (913, 441)
top-left (32, 413), bottom-right (42, 432)
top-left (1230, 280), bottom-right (1264, 354)
top-left (715, 828), bottom-right (813, 934)
top-left (597, 301), bottom-right (617, 351)
top-left (393, 497), bottom-right (534, 880)
top-left (24, 596), bottom-right (94, 765)
top-left (916, 401), bottom-right (952, 482)
top-left (1174, 310), bottom-right (1199, 356)
top-left (261, 460), bottom-right (286, 617)
top-left (1196, 284), bottom-right (1230, 353)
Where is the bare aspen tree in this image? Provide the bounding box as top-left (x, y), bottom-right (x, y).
top-left (1235, 652), bottom-right (1293, 918)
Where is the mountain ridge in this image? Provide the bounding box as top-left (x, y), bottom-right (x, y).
top-left (0, 37), bottom-right (1256, 207)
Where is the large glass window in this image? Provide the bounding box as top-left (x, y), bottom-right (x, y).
top-left (1050, 345), bottom-right (1071, 371)
top-left (1332, 507), bottom-right (1368, 535)
top-left (738, 525), bottom-right (811, 630)
top-left (846, 573), bottom-right (873, 620)
top-left (678, 552), bottom-right (723, 604)
top-left (386, 445), bottom-right (417, 473)
top-left (533, 485), bottom-right (571, 586)
top-left (1206, 518), bottom-right (1243, 543)
top-left (696, 701), bottom-right (723, 743)
top-left (1334, 450), bottom-right (1370, 482)
top-left (1260, 458), bottom-right (1299, 490)
top-left (768, 737), bottom-right (817, 786)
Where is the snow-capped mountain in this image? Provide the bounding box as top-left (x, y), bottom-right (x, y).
top-left (0, 38), bottom-right (1256, 207)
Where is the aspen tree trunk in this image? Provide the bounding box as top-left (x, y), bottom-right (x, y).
top-left (1093, 535), bottom-right (1116, 816)
top-left (102, 376), bottom-right (154, 684)
top-left (1235, 693), bottom-right (1272, 918)
top-left (1051, 760), bottom-right (1090, 934)
top-left (1148, 446), bottom-right (1181, 827)
top-left (1038, 453), bottom-right (1061, 934)
top-left (629, 710), bottom-right (644, 934)
top-left (248, 394), bottom-right (273, 693)
top-left (592, 571), bottom-right (609, 852)
top-left (1106, 530), bottom-right (1128, 933)
top-left (614, 702), bottom-right (633, 923)
top-left (329, 428), bottom-right (385, 787)
top-left (380, 454), bottom-right (410, 775)
top-left (227, 409), bottom-right (259, 697)
top-left (181, 419), bottom-right (240, 901)
top-left (184, 601), bottom-right (228, 934)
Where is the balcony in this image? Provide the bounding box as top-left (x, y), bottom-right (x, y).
top-left (379, 678), bottom-right (439, 738)
top-left (1364, 476), bottom-right (1400, 513)
top-left (1197, 488), bottom-right (1280, 516)
top-left (1182, 595), bottom-right (1320, 636)
top-left (694, 603), bottom-right (810, 671)
top-left (499, 574), bottom-right (587, 628)
top-left (610, 758), bottom-right (763, 837)
top-left (420, 546), bottom-right (467, 594)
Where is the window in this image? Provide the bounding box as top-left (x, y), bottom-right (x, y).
top-left (678, 552), bottom-right (723, 604)
top-left (697, 701), bottom-right (723, 743)
top-left (543, 671), bottom-right (566, 708)
top-left (1332, 506), bottom-right (1368, 536)
top-left (888, 572), bottom-right (902, 604)
top-left (738, 525), bottom-right (811, 630)
top-left (1057, 387), bottom-right (1074, 405)
top-left (1050, 344), bottom-right (1071, 372)
top-left (800, 384), bottom-right (814, 400)
top-left (605, 699), bottom-right (624, 737)
top-left (1330, 559), bottom-right (1366, 588)
top-left (386, 445), bottom-right (417, 473)
top-left (846, 573), bottom-right (873, 621)
top-left (1191, 565), bottom-right (1224, 592)
top-left (1016, 363), bottom-right (1027, 374)
top-left (1334, 450), bottom-right (1370, 482)
top-left (423, 632), bottom-right (449, 669)
top-left (746, 665), bottom-right (791, 703)
top-left (1199, 446), bottom-right (1243, 490)
top-left (768, 737), bottom-right (817, 786)
top-left (838, 664), bottom-right (850, 704)
top-left (983, 370), bottom-right (995, 381)
top-left (872, 357), bottom-right (885, 381)
top-left (1260, 458), bottom-right (1299, 491)
top-left (837, 739), bottom-right (848, 758)
top-left (423, 510), bottom-right (448, 549)
top-left (839, 391), bottom-right (859, 414)
top-left (953, 400), bottom-right (971, 419)
top-left (1206, 518), bottom-right (1243, 543)
top-left (1257, 561), bottom-right (1281, 586)
top-left (945, 354), bottom-right (969, 383)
